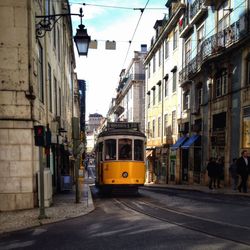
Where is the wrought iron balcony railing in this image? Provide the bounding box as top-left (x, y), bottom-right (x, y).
top-left (190, 0), bottom-right (206, 20)
top-left (179, 13), bottom-right (250, 83)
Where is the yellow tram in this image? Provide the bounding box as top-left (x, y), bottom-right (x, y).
top-left (95, 122), bottom-right (146, 193)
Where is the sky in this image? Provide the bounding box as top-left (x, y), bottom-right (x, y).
top-left (69, 0), bottom-right (168, 119)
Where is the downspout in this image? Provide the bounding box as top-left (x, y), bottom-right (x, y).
top-left (26, 0), bottom-right (35, 121)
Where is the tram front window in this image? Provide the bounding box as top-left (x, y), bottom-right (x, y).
top-left (134, 140), bottom-right (144, 161)
top-left (119, 139), bottom-right (132, 160)
top-left (105, 139), bottom-right (116, 160)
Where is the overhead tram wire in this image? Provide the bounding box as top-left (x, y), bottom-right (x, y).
top-left (67, 1), bottom-right (166, 10)
top-left (121, 0), bottom-right (150, 69)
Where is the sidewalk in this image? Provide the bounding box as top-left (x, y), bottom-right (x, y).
top-left (144, 183), bottom-right (250, 197)
top-left (0, 181), bottom-right (95, 234)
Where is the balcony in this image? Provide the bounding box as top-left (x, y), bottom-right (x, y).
top-left (190, 0), bottom-right (207, 25)
top-left (179, 13), bottom-right (192, 38)
top-left (179, 14), bottom-right (250, 83)
top-left (203, 0), bottom-right (220, 6)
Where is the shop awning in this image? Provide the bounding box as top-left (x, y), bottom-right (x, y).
top-left (181, 135), bottom-right (200, 149)
top-left (170, 136), bottom-right (188, 150)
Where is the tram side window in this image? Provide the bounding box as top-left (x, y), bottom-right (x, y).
top-left (105, 139), bottom-right (116, 160)
top-left (98, 142), bottom-right (103, 161)
top-left (119, 139), bottom-right (132, 160)
top-left (134, 140), bottom-right (144, 161)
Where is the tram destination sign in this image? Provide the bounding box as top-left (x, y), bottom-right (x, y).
top-left (107, 122), bottom-right (140, 131)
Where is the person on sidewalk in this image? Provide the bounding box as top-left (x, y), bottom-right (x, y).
top-left (207, 157), bottom-right (217, 190)
top-left (216, 157), bottom-right (224, 188)
top-left (229, 158), bottom-right (239, 191)
top-left (236, 150), bottom-right (250, 193)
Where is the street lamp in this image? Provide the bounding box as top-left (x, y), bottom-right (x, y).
top-left (36, 8), bottom-right (90, 56)
top-left (74, 8), bottom-right (91, 56)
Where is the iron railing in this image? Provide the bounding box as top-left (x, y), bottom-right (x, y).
top-left (179, 14), bottom-right (250, 83)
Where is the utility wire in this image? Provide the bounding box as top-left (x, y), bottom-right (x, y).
top-left (121, 0), bottom-right (150, 69)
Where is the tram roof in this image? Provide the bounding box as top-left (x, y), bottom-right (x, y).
top-left (97, 129), bottom-right (146, 138)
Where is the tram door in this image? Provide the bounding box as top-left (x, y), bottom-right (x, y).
top-left (182, 149), bottom-right (189, 182)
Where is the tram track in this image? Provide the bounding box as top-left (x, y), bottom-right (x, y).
top-left (114, 197), bottom-right (250, 247)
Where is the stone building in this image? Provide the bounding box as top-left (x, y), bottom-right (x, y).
top-left (107, 45), bottom-right (147, 133)
top-left (178, 0), bottom-right (250, 186)
top-left (144, 1), bottom-right (185, 184)
top-left (0, 0), bottom-right (79, 211)
top-left (144, 0), bottom-right (250, 187)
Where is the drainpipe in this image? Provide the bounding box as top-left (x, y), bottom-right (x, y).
top-left (26, 0), bottom-right (35, 121)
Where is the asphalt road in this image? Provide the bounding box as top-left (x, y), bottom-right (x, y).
top-left (1, 186), bottom-right (250, 250)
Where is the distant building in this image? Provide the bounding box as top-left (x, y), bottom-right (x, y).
top-left (107, 44), bottom-right (147, 133)
top-left (87, 113), bottom-right (103, 133)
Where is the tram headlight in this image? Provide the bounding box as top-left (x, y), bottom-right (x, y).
top-left (122, 172), bottom-right (128, 178)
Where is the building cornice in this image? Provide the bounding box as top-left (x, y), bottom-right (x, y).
top-left (144, 3), bottom-right (186, 65)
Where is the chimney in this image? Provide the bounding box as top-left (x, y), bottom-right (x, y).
top-left (141, 44), bottom-right (147, 52)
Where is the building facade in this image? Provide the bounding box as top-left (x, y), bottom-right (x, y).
top-left (144, 0), bottom-right (185, 184)
top-left (144, 0), bottom-right (250, 187)
top-left (178, 0), bottom-right (250, 186)
top-left (0, 0), bottom-right (79, 211)
top-left (107, 45), bottom-right (147, 133)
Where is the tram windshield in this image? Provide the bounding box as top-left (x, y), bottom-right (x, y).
top-left (118, 139), bottom-right (132, 160)
top-left (105, 139), bottom-right (116, 160)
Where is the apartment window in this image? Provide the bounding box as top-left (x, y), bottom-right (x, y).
top-left (173, 29), bottom-right (178, 50)
top-left (218, 1), bottom-right (230, 32)
top-left (48, 63), bottom-right (52, 112)
top-left (165, 39), bottom-right (169, 59)
top-left (153, 55), bottom-right (156, 73)
top-left (59, 87), bottom-right (61, 116)
top-left (53, 7), bottom-right (56, 49)
top-left (164, 114), bottom-right (167, 136)
top-left (247, 55), bottom-right (250, 85)
top-left (57, 27), bottom-right (60, 62)
top-left (215, 70), bottom-right (228, 97)
top-left (183, 91), bottom-right (190, 110)
top-left (152, 120), bottom-right (155, 138)
top-left (164, 75), bottom-right (169, 97)
top-left (148, 62), bottom-right (151, 79)
top-left (38, 42), bottom-right (44, 103)
top-left (158, 116), bottom-right (161, 138)
top-left (184, 39), bottom-right (191, 65)
top-left (152, 86), bottom-right (156, 105)
top-left (158, 47), bottom-right (162, 66)
top-left (172, 68), bottom-right (177, 93)
top-left (157, 81), bottom-right (161, 103)
top-left (172, 110), bottom-right (176, 134)
top-left (54, 77), bottom-right (57, 115)
top-left (147, 91), bottom-right (150, 108)
top-left (197, 86), bottom-right (203, 106)
top-left (197, 25), bottom-right (204, 53)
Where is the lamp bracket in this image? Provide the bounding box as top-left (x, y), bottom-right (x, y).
top-left (36, 13), bottom-right (82, 38)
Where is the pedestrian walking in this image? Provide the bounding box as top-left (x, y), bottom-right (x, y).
top-left (216, 157), bottom-right (224, 188)
top-left (229, 158), bottom-right (239, 191)
top-left (207, 157), bottom-right (217, 190)
top-left (236, 150), bottom-right (250, 193)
